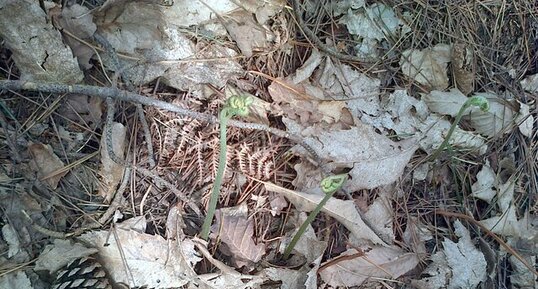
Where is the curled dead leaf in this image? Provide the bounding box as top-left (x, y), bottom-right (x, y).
top-left (28, 142), bottom-right (67, 189)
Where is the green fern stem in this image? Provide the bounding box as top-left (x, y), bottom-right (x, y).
top-left (429, 95), bottom-right (489, 160)
top-left (200, 111), bottom-right (229, 240)
top-left (283, 174), bottom-right (347, 259)
top-left (200, 95), bottom-right (253, 240)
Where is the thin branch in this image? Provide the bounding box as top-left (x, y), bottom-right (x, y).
top-left (94, 33), bottom-right (156, 168)
top-left (0, 80), bottom-right (320, 162)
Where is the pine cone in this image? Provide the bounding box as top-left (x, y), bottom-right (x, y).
top-left (52, 255), bottom-right (113, 289)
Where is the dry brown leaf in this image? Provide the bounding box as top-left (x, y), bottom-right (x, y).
top-left (193, 238), bottom-right (267, 288)
top-left (0, 0), bottom-right (83, 82)
top-left (265, 268), bottom-right (305, 289)
top-left (98, 122), bottom-right (126, 202)
top-left (264, 182), bottom-right (387, 246)
top-left (516, 101), bottom-right (534, 138)
top-left (400, 44), bottom-right (452, 90)
top-left (213, 203), bottom-right (265, 268)
top-left (268, 80), bottom-right (325, 124)
top-left (520, 73), bottom-right (538, 92)
top-left (476, 180), bottom-right (537, 239)
top-left (28, 142), bottom-right (67, 189)
top-left (424, 89), bottom-right (518, 137)
top-left (0, 271), bottom-right (32, 289)
top-left (319, 246), bottom-right (420, 287)
top-left (224, 10), bottom-right (270, 58)
top-left (285, 120), bottom-right (418, 190)
top-left (94, 1), bottom-right (243, 91)
top-left (466, 92), bottom-right (516, 137)
top-left (423, 89), bottom-right (468, 117)
top-left (95, 1), bottom-right (164, 54)
top-left (53, 4), bottom-right (96, 69)
top-left (452, 43), bottom-right (475, 95)
top-left (35, 239), bottom-right (98, 273)
top-left (324, 61), bottom-right (381, 117)
top-left (266, 212), bottom-right (326, 289)
top-left (269, 194), bottom-right (287, 216)
top-left (80, 225), bottom-right (201, 288)
top-left (412, 220), bottom-right (487, 289)
top-left (471, 163), bottom-right (497, 203)
top-left (58, 94), bottom-right (103, 129)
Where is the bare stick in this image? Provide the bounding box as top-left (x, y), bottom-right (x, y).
top-left (94, 33), bottom-right (156, 168)
top-left (0, 80), bottom-right (319, 161)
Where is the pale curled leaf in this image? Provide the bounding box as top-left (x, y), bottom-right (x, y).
top-left (400, 44), bottom-right (452, 90)
top-left (332, 64), bottom-right (381, 117)
top-left (58, 94), bottom-right (103, 129)
top-left (509, 254), bottom-right (537, 288)
top-left (0, 271), bottom-right (32, 289)
top-left (520, 73), bottom-right (538, 92)
top-left (289, 49), bottom-right (322, 84)
top-left (423, 89), bottom-right (468, 117)
top-left (515, 101), bottom-right (534, 138)
top-left (346, 137), bottom-right (417, 190)
top-left (95, 2), bottom-right (243, 91)
top-left (424, 89), bottom-right (518, 137)
top-left (282, 212), bottom-right (327, 262)
top-left (363, 89), bottom-right (428, 134)
top-left (471, 163), bottom-right (497, 203)
top-left (270, 212), bottom-right (325, 289)
top-left (213, 203), bottom-right (265, 267)
top-left (319, 246), bottom-right (420, 287)
top-left (265, 268), bottom-right (305, 289)
top-left (342, 3), bottom-right (408, 41)
top-left (192, 238), bottom-right (267, 289)
top-left (284, 118), bottom-right (418, 190)
top-left (418, 114), bottom-right (487, 154)
top-left (443, 220), bottom-right (487, 288)
top-left (410, 220), bottom-right (487, 289)
top-left (466, 92), bottom-right (515, 137)
top-left (264, 182), bottom-right (387, 245)
top-left (478, 180), bottom-right (526, 237)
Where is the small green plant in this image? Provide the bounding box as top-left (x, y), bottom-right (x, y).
top-left (430, 95), bottom-right (489, 160)
top-left (200, 95), bottom-right (253, 240)
top-left (283, 174), bottom-right (347, 260)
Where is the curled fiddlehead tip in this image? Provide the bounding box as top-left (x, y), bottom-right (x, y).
top-left (225, 95), bottom-right (253, 117)
top-left (468, 95), bottom-right (489, 112)
top-left (320, 174), bottom-right (348, 194)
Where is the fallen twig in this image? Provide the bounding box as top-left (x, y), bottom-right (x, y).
top-left (0, 80), bottom-right (319, 161)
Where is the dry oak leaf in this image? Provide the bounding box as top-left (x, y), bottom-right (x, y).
top-left (80, 225), bottom-right (200, 288)
top-left (452, 42), bottom-right (475, 95)
top-left (400, 43), bottom-right (452, 91)
top-left (0, 0), bottom-right (83, 83)
top-left (28, 142), bottom-right (67, 189)
top-left (53, 4), bottom-right (97, 69)
top-left (264, 182), bottom-right (387, 246)
top-left (213, 203), bottom-right (265, 268)
top-left (284, 120), bottom-right (418, 191)
top-left (319, 246), bottom-right (420, 287)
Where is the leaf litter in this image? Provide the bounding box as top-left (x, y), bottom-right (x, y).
top-left (0, 0), bottom-right (536, 288)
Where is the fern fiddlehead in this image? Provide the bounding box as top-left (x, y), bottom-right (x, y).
top-left (283, 174), bottom-right (348, 259)
top-left (200, 95), bottom-right (253, 240)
